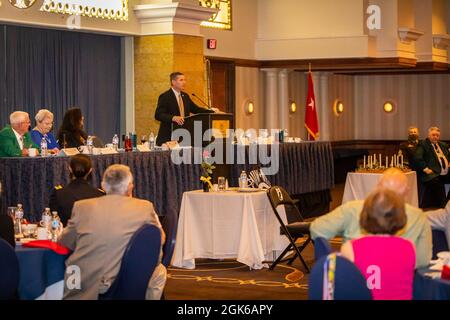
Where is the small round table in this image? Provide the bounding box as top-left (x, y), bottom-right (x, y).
top-left (413, 267), bottom-right (450, 300)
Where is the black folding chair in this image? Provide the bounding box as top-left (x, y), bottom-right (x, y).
top-left (267, 186), bottom-right (312, 272)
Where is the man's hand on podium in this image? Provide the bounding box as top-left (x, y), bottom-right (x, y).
top-left (172, 116), bottom-right (184, 125)
top-left (211, 107), bottom-right (224, 113)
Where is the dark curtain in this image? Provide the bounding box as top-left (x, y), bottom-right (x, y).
top-left (0, 25), bottom-right (121, 143)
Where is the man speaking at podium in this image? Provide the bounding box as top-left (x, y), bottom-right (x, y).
top-left (155, 72), bottom-right (218, 146)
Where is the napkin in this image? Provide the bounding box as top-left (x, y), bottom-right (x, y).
top-left (22, 240), bottom-right (71, 255)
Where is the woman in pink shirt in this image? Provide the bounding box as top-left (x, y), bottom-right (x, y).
top-left (341, 188), bottom-right (416, 300)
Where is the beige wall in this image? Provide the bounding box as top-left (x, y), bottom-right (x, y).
top-left (202, 0), bottom-right (257, 60)
top-left (235, 67), bottom-right (263, 130)
top-left (354, 74), bottom-right (450, 140)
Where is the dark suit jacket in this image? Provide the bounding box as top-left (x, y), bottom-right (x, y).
top-left (49, 178), bottom-right (105, 226)
top-left (0, 214), bottom-right (15, 248)
top-left (414, 138), bottom-right (450, 183)
top-left (154, 89), bottom-right (213, 146)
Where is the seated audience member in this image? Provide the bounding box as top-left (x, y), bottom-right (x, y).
top-left (49, 154), bottom-right (105, 226)
top-left (310, 168), bottom-right (431, 268)
top-left (30, 109), bottom-right (60, 153)
top-left (341, 188), bottom-right (416, 300)
top-left (57, 108), bottom-right (88, 148)
top-left (58, 164), bottom-right (166, 300)
top-left (0, 111), bottom-right (39, 157)
top-left (399, 126), bottom-right (421, 169)
top-left (0, 182), bottom-right (15, 247)
top-left (414, 126), bottom-right (449, 209)
top-left (427, 200), bottom-right (450, 250)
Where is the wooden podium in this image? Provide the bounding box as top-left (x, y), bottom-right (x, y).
top-left (171, 113), bottom-right (234, 147)
top-left (172, 113), bottom-right (234, 183)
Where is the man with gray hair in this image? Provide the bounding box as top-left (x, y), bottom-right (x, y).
top-left (310, 168), bottom-right (432, 268)
top-left (414, 126), bottom-right (450, 208)
top-left (58, 164), bottom-right (167, 300)
top-left (0, 111), bottom-right (39, 157)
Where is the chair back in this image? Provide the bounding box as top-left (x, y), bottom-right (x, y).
top-left (267, 186), bottom-right (305, 224)
top-left (432, 229), bottom-right (449, 259)
top-left (100, 224), bottom-right (161, 300)
top-left (0, 238), bottom-right (19, 300)
top-left (91, 136), bottom-right (104, 148)
top-left (314, 237), bottom-right (333, 260)
top-left (309, 254), bottom-right (372, 300)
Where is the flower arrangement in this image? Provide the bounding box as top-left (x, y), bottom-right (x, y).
top-left (200, 150), bottom-right (215, 192)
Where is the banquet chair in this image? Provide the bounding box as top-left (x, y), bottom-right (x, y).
top-left (309, 254), bottom-right (372, 300)
top-left (99, 224), bottom-right (161, 300)
top-left (91, 136), bottom-right (104, 148)
top-left (314, 237), bottom-right (333, 261)
top-left (0, 238), bottom-right (19, 300)
top-left (267, 186), bottom-right (312, 272)
top-left (432, 229), bottom-right (449, 260)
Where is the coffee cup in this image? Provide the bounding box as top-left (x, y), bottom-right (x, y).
top-left (37, 227), bottom-right (48, 240)
top-left (28, 148), bottom-right (37, 157)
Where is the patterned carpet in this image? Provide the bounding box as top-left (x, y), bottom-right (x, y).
top-left (164, 185), bottom-right (345, 300)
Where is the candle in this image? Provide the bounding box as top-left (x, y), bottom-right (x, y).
top-left (386, 156), bottom-right (388, 168)
top-left (379, 154), bottom-right (382, 167)
top-left (369, 156), bottom-right (372, 169)
top-left (364, 155), bottom-right (366, 168)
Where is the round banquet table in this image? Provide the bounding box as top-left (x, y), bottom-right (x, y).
top-left (15, 245), bottom-right (68, 300)
top-left (413, 267), bottom-right (450, 300)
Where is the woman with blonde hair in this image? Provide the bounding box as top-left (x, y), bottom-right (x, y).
top-left (30, 109), bottom-right (60, 152)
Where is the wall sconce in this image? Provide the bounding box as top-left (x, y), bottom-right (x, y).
top-left (289, 101), bottom-right (297, 114)
top-left (383, 101), bottom-right (395, 113)
top-left (333, 99), bottom-right (344, 116)
top-left (245, 100), bottom-right (254, 115)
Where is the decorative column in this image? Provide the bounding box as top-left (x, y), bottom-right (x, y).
top-left (308, 72), bottom-right (330, 141)
top-left (261, 69), bottom-right (279, 130)
top-left (133, 1), bottom-right (216, 137)
top-left (278, 69), bottom-right (290, 133)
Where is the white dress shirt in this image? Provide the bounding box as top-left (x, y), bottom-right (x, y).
top-left (12, 128), bottom-right (24, 150)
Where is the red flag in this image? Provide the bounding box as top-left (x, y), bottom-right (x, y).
top-left (305, 72), bottom-right (319, 140)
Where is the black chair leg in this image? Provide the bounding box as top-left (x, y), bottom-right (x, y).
top-left (269, 244), bottom-right (293, 270)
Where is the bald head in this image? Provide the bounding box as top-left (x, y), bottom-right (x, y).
top-left (377, 168), bottom-right (409, 199)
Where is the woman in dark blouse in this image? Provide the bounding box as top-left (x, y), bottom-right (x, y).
top-left (57, 108), bottom-right (88, 148)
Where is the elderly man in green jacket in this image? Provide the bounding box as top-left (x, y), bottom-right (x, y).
top-left (0, 111), bottom-right (39, 157)
top-left (311, 168), bottom-right (432, 268)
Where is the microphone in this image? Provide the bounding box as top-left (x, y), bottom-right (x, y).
top-left (191, 93), bottom-right (211, 110)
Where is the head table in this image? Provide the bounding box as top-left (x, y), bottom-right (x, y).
top-left (0, 142), bottom-right (334, 222)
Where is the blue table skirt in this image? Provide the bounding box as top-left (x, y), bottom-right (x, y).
top-left (15, 246), bottom-right (68, 300)
top-left (414, 267), bottom-right (450, 300)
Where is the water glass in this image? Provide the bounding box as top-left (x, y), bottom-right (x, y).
top-left (218, 177), bottom-right (226, 191)
top-left (7, 207), bottom-right (16, 220)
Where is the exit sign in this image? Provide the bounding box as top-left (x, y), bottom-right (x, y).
top-left (207, 39), bottom-right (217, 49)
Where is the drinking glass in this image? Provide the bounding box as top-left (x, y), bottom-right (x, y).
top-left (218, 177), bottom-right (226, 192)
top-left (7, 207), bottom-right (16, 220)
top-left (141, 135), bottom-right (147, 144)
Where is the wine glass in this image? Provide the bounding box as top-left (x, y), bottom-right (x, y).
top-left (141, 135), bottom-right (147, 145)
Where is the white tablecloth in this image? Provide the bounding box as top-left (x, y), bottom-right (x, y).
top-left (342, 171), bottom-right (418, 206)
top-left (171, 190), bottom-right (289, 270)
